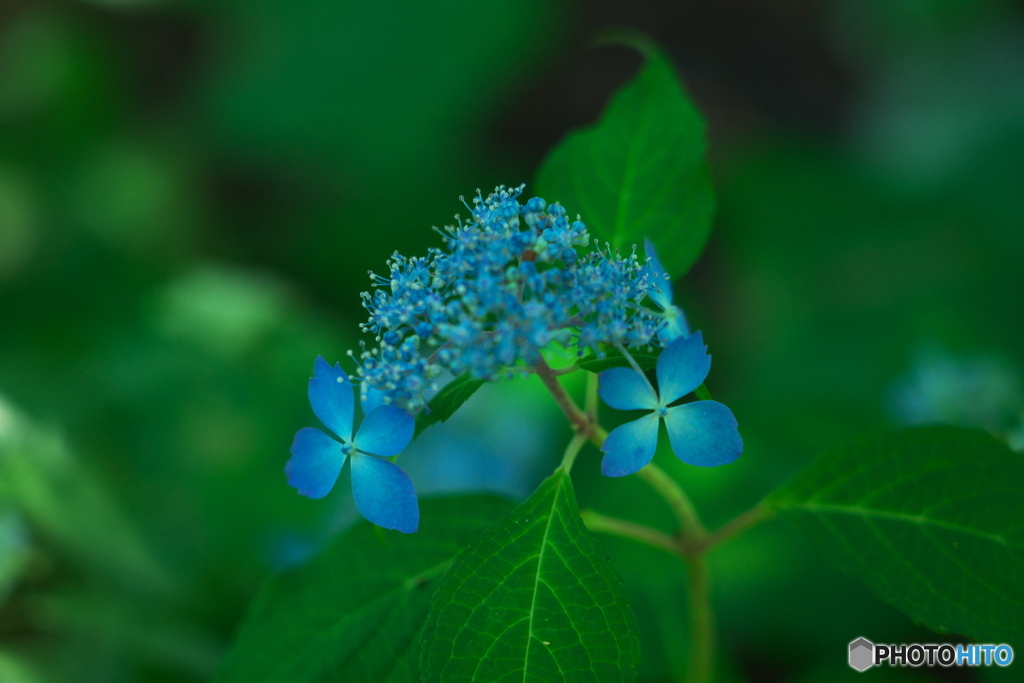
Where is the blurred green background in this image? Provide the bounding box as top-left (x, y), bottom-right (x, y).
top-left (1, 0), bottom-right (1022, 681)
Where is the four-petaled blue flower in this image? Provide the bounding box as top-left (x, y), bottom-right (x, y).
top-left (644, 238), bottom-right (690, 344)
top-left (286, 356), bottom-right (419, 533)
top-left (598, 332), bottom-right (743, 476)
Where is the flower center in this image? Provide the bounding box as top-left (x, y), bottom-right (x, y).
top-left (656, 406), bottom-right (669, 418)
top-left (341, 442), bottom-right (356, 456)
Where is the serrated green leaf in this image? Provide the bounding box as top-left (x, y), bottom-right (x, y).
top-left (535, 45), bottom-right (714, 278)
top-left (216, 496), bottom-right (515, 683)
top-left (577, 349), bottom-right (659, 374)
top-left (414, 375), bottom-right (486, 437)
top-left (421, 469), bottom-right (640, 682)
top-left (768, 426), bottom-right (1024, 645)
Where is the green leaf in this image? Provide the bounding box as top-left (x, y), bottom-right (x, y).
top-left (414, 375), bottom-right (486, 437)
top-left (216, 496), bottom-right (515, 683)
top-left (768, 426), bottom-right (1024, 645)
top-left (421, 469), bottom-right (640, 682)
top-left (535, 44), bottom-right (714, 277)
top-left (577, 349), bottom-right (659, 374)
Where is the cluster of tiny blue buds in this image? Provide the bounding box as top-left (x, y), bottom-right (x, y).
top-left (356, 184), bottom-right (668, 410)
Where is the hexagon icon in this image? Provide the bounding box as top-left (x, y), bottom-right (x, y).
top-left (849, 637), bottom-right (874, 672)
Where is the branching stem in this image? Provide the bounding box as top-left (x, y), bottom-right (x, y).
top-left (535, 354), bottom-right (776, 683)
top-left (698, 502), bottom-right (776, 554)
top-left (533, 356), bottom-right (606, 447)
top-left (580, 510), bottom-right (678, 555)
top-left (637, 463), bottom-right (705, 548)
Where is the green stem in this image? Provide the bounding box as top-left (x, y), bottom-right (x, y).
top-left (637, 463), bottom-right (706, 547)
top-left (584, 495), bottom-right (776, 560)
top-left (580, 510), bottom-right (679, 556)
top-left (521, 363), bottom-right (579, 377)
top-left (684, 555), bottom-right (714, 683)
top-left (699, 502), bottom-right (776, 554)
top-left (585, 371), bottom-right (599, 423)
top-left (535, 354), bottom-right (774, 683)
top-left (559, 433), bottom-right (587, 473)
top-left (581, 504), bottom-right (776, 683)
top-left (534, 357), bottom-right (606, 447)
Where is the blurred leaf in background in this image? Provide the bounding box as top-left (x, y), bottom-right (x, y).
top-left (0, 393), bottom-right (219, 681)
top-left (196, 0), bottom-right (566, 297)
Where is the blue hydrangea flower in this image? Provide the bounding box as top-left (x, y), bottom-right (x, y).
top-left (598, 332), bottom-right (742, 476)
top-left (286, 356), bottom-right (419, 533)
top-left (644, 238), bottom-right (690, 344)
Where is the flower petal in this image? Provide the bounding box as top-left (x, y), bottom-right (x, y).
top-left (286, 427), bottom-right (345, 499)
top-left (664, 401), bottom-right (743, 467)
top-left (361, 385), bottom-right (386, 416)
top-left (657, 305), bottom-right (691, 345)
top-left (600, 413), bottom-right (660, 477)
top-left (656, 332), bottom-right (710, 406)
top-left (308, 356), bottom-right (354, 442)
top-left (350, 453), bottom-right (419, 533)
top-left (598, 368), bottom-right (659, 411)
top-left (354, 404), bottom-right (414, 457)
top-left (644, 238), bottom-right (673, 311)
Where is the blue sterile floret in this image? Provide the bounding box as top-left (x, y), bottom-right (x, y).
top-left (356, 185), bottom-right (672, 410)
top-left (599, 244), bottom-right (742, 474)
top-left (286, 356), bottom-right (419, 533)
top-left (598, 332), bottom-right (743, 476)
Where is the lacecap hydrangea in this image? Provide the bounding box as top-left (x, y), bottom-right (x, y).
top-left (356, 184), bottom-right (671, 409)
top-left (287, 184), bottom-right (743, 533)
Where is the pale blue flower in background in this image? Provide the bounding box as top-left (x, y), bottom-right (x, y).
top-left (889, 344), bottom-right (1022, 433)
